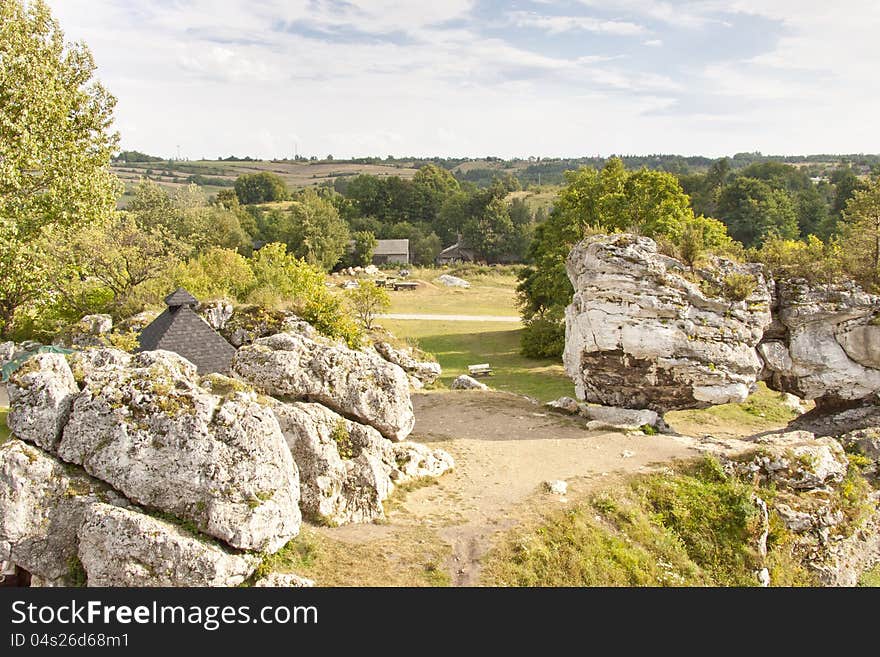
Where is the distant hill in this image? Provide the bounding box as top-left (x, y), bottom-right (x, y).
top-left (112, 152), bottom-right (880, 207)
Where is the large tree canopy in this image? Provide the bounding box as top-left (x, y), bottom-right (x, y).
top-left (0, 0), bottom-right (121, 237)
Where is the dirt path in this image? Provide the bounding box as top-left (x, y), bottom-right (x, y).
top-left (317, 390), bottom-right (705, 586)
top-left (380, 313), bottom-right (521, 322)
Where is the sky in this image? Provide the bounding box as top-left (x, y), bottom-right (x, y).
top-left (45, 0), bottom-right (880, 160)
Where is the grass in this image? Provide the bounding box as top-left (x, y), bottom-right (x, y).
top-left (666, 383), bottom-right (808, 437)
top-left (483, 457), bottom-right (818, 587)
top-left (255, 524), bottom-right (451, 587)
top-left (0, 407), bottom-right (9, 444)
top-left (385, 267), bottom-right (520, 317)
top-left (859, 563), bottom-right (880, 587)
top-left (382, 320), bottom-right (575, 402)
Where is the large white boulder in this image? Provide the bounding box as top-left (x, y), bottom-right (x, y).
top-left (57, 350), bottom-right (301, 552)
top-left (77, 504), bottom-right (260, 587)
top-left (760, 280), bottom-right (880, 404)
top-left (373, 341), bottom-right (441, 385)
top-left (563, 234), bottom-right (772, 412)
top-left (6, 353), bottom-right (79, 452)
top-left (233, 332), bottom-right (415, 441)
top-left (271, 400), bottom-right (453, 525)
top-left (0, 439), bottom-right (127, 586)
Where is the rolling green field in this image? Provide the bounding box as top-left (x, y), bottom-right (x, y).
top-left (382, 319), bottom-right (574, 402)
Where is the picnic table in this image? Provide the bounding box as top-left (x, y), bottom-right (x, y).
top-left (468, 363), bottom-right (494, 377)
top-left (392, 281), bottom-right (418, 291)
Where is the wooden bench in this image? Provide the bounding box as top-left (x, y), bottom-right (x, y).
top-left (468, 363), bottom-right (493, 377)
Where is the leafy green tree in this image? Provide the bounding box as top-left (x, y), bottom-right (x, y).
top-left (170, 247), bottom-right (255, 301)
top-left (0, 0), bottom-right (121, 238)
top-left (41, 215), bottom-right (187, 319)
top-left (830, 167), bottom-right (865, 221)
top-left (247, 243), bottom-right (359, 346)
top-left (840, 178), bottom-right (880, 290)
top-left (716, 177), bottom-right (799, 247)
top-left (346, 283), bottom-right (390, 330)
top-left (234, 171), bottom-right (289, 204)
top-left (286, 190), bottom-right (351, 271)
top-left (349, 230), bottom-right (377, 267)
top-left (0, 219), bottom-right (46, 338)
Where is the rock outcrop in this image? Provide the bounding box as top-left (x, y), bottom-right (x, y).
top-left (271, 400), bottom-right (453, 525)
top-left (564, 234), bottom-right (772, 412)
top-left (7, 353), bottom-right (79, 452)
top-left (373, 342), bottom-right (441, 385)
top-left (77, 504), bottom-right (259, 587)
top-left (733, 430), bottom-right (848, 491)
top-left (200, 300), bottom-right (234, 331)
top-left (0, 439), bottom-right (127, 586)
top-left (58, 350), bottom-right (300, 552)
top-left (759, 280), bottom-right (880, 405)
top-left (233, 332), bottom-right (415, 441)
top-left (451, 375), bottom-right (489, 391)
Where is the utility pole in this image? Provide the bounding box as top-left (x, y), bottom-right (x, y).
top-left (176, 144), bottom-right (181, 161)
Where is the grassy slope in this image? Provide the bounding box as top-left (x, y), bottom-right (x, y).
top-left (482, 457), bottom-right (867, 587)
top-left (388, 273), bottom-right (519, 317)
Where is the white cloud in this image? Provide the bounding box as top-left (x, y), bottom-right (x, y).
top-left (509, 11), bottom-right (647, 35)
top-left (41, 0), bottom-right (880, 158)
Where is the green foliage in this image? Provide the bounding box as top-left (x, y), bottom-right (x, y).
top-left (839, 177), bottom-right (880, 291)
top-left (234, 171), bottom-right (288, 204)
top-left (348, 230), bottom-right (377, 267)
top-left (485, 458), bottom-right (815, 587)
top-left (717, 177), bottom-right (799, 247)
top-left (750, 234), bottom-right (844, 284)
top-left (170, 247), bottom-right (256, 301)
top-left (520, 317), bottom-right (566, 359)
top-left (0, 408), bottom-right (10, 445)
top-left (66, 555), bottom-right (87, 587)
top-left (330, 420), bottom-right (353, 460)
top-left (722, 273), bottom-right (758, 302)
top-left (346, 283), bottom-right (390, 330)
top-left (0, 219), bottom-right (47, 338)
top-left (248, 243), bottom-right (360, 346)
top-left (0, 0), bottom-right (121, 238)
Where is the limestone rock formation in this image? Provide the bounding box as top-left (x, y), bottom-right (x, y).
top-left (271, 400), bottom-right (453, 525)
top-left (436, 274), bottom-right (470, 288)
top-left (451, 374), bottom-right (489, 391)
top-left (390, 441), bottom-right (455, 481)
top-left (253, 572), bottom-right (315, 587)
top-left (6, 353), bottom-right (79, 452)
top-left (272, 400), bottom-right (395, 525)
top-left (373, 341), bottom-right (441, 385)
top-left (58, 350), bottom-right (301, 552)
top-left (0, 341), bottom-right (15, 368)
top-left (77, 504), bottom-right (259, 587)
top-left (759, 280), bottom-right (880, 404)
top-left (200, 300), bottom-right (234, 331)
top-left (564, 234), bottom-right (772, 412)
top-left (734, 430), bottom-right (848, 491)
top-left (233, 332), bottom-right (415, 441)
top-left (579, 405), bottom-right (660, 432)
top-left (0, 439), bottom-right (127, 586)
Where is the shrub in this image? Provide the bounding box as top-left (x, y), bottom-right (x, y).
top-left (722, 273), bottom-right (758, 302)
top-left (520, 317), bottom-right (566, 359)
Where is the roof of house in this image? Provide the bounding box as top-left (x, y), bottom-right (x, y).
top-left (437, 242), bottom-right (475, 258)
top-left (137, 289), bottom-right (236, 374)
top-left (374, 239), bottom-right (409, 255)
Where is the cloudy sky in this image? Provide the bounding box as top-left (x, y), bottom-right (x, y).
top-left (46, 0), bottom-right (880, 160)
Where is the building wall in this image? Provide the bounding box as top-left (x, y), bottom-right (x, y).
top-left (373, 253), bottom-right (409, 265)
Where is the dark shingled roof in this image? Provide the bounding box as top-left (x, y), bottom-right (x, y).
top-left (137, 289), bottom-right (236, 374)
top-left (164, 288), bottom-right (198, 307)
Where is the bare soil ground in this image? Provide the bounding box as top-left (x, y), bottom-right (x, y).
top-left (314, 390), bottom-right (717, 586)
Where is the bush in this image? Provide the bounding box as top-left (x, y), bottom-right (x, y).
top-left (722, 273), bottom-right (758, 301)
top-left (520, 317), bottom-right (566, 359)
